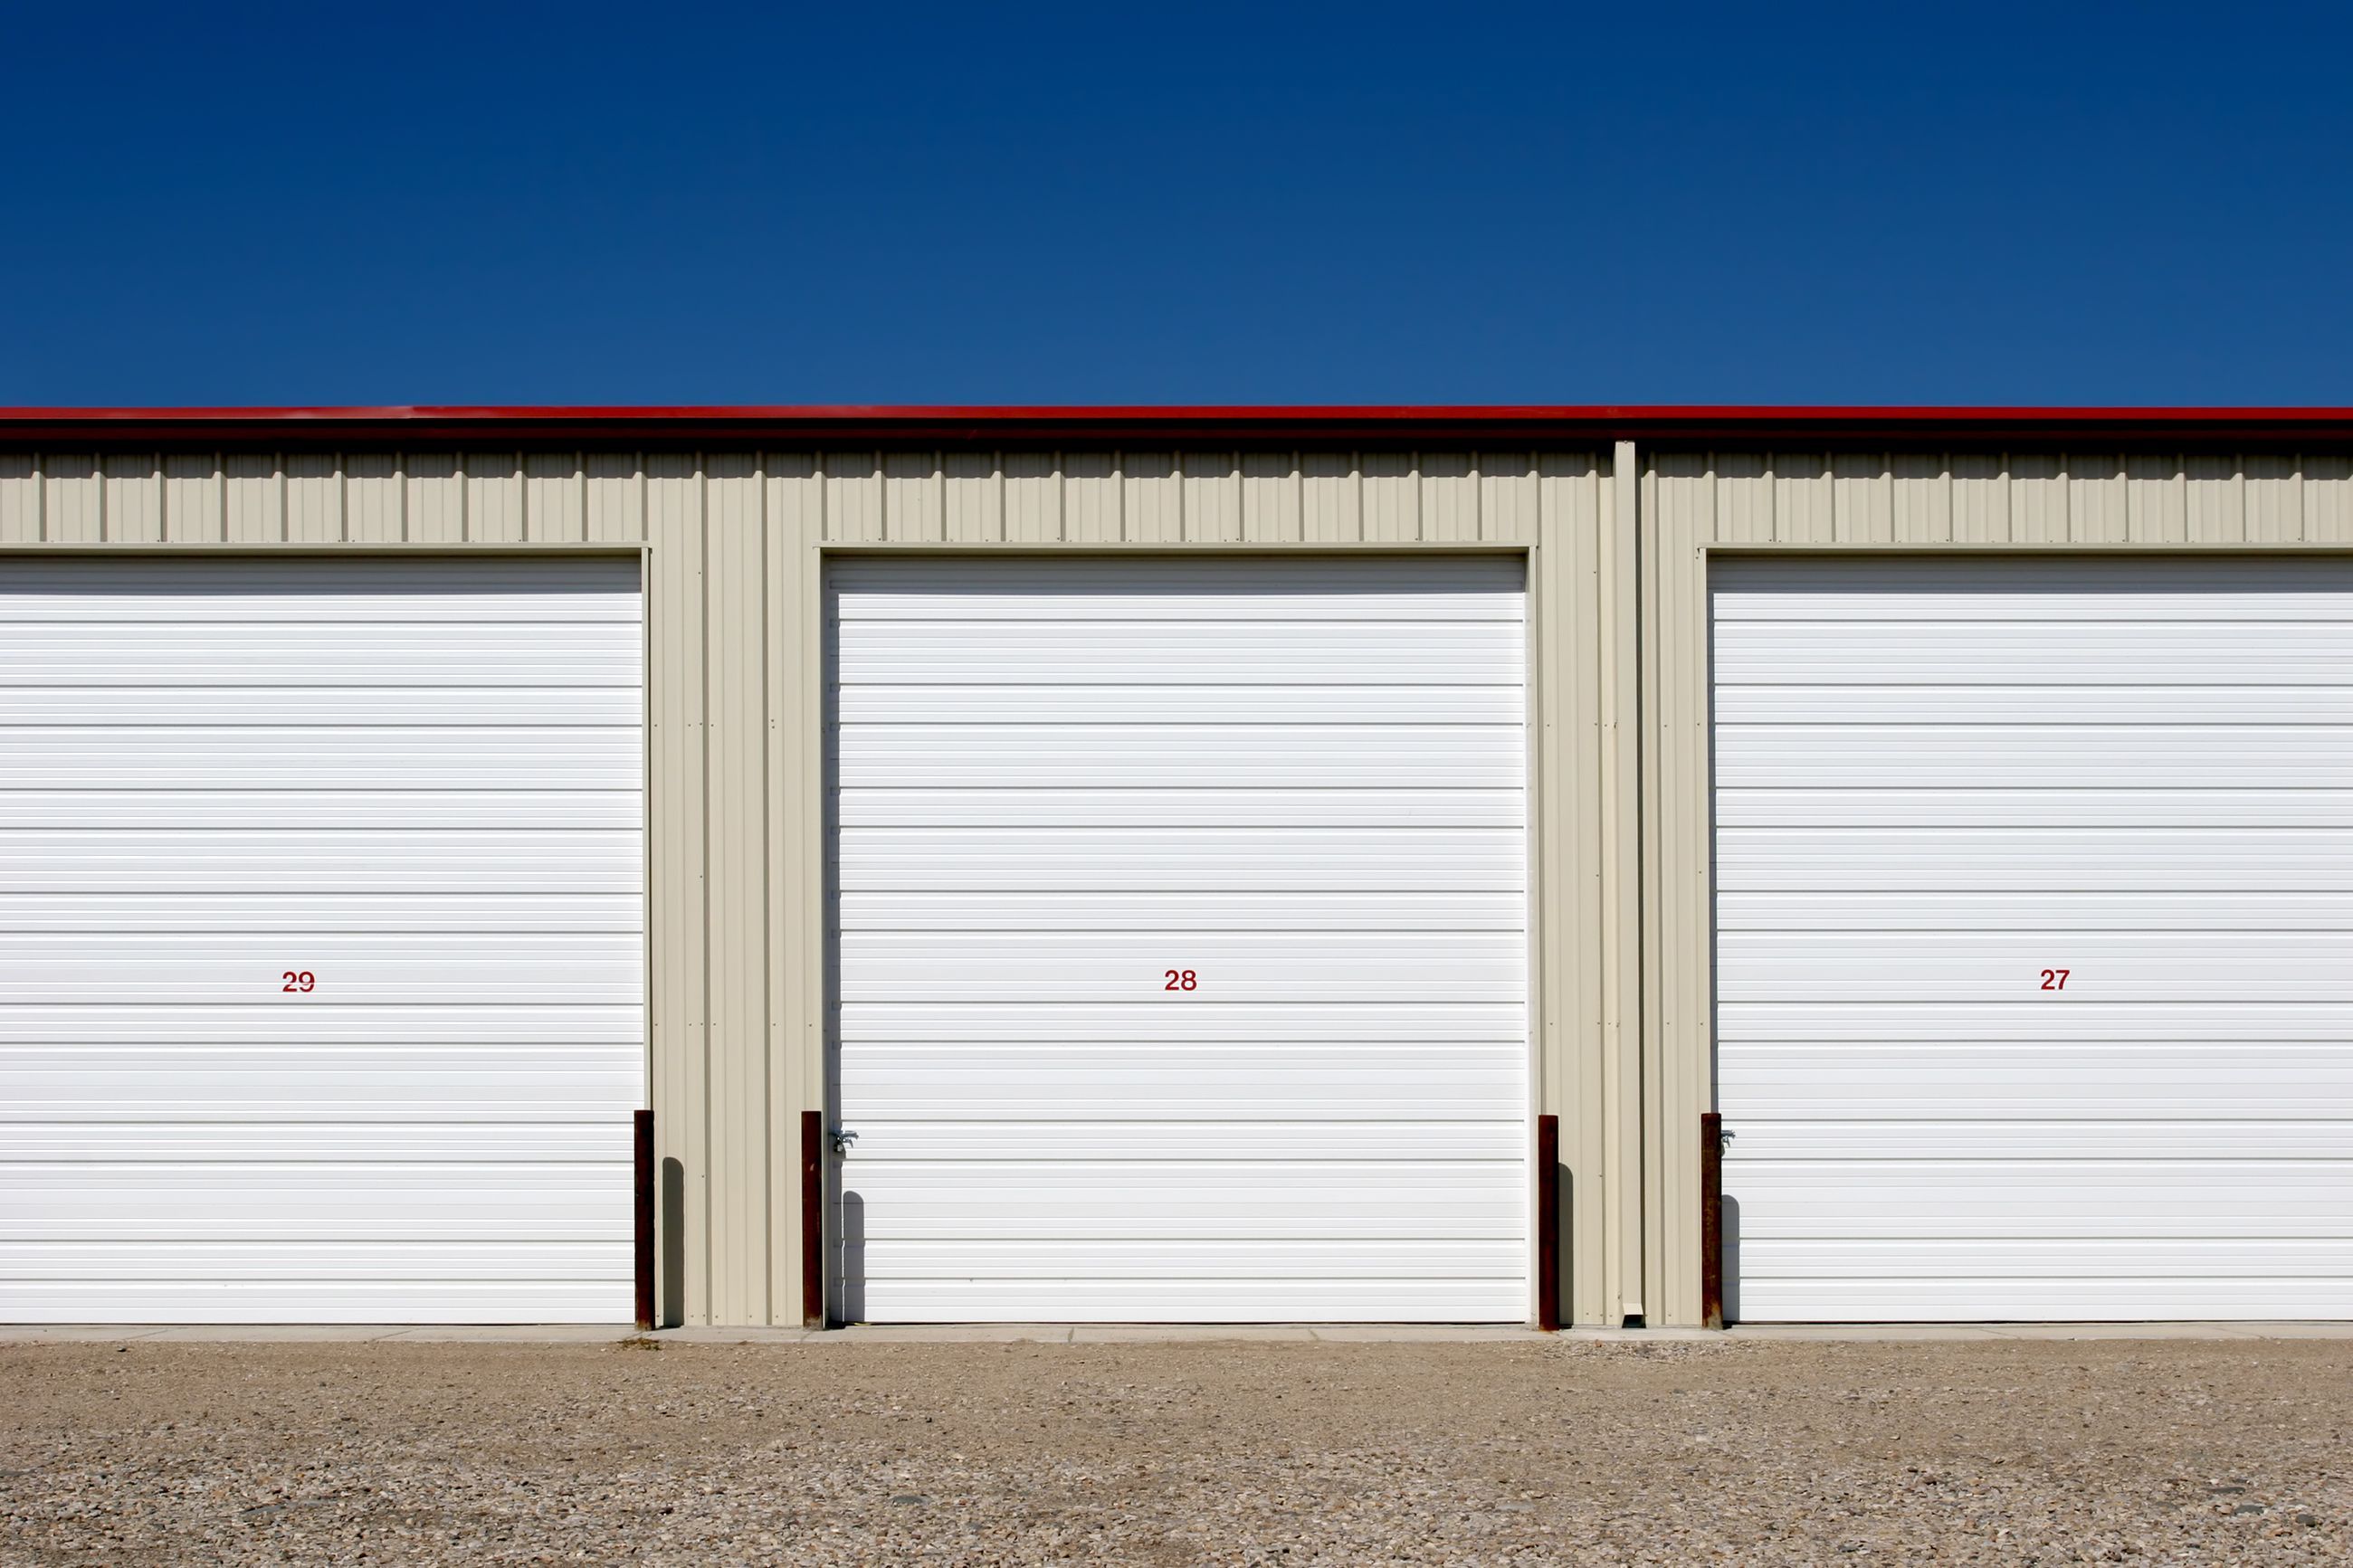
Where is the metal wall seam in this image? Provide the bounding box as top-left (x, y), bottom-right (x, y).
top-left (704, 454), bottom-right (770, 1323)
top-left (1602, 441), bottom-right (1642, 1324)
top-left (1536, 448), bottom-right (1611, 1324)
top-left (764, 454), bottom-right (824, 1322)
top-left (645, 451), bottom-right (709, 1323)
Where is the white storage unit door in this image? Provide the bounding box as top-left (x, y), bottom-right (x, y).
top-left (1714, 556), bottom-right (2353, 1322)
top-left (831, 556), bottom-right (1529, 1322)
top-left (0, 557), bottom-right (644, 1324)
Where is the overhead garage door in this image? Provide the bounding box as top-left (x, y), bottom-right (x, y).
top-left (0, 557), bottom-right (643, 1324)
top-left (1714, 556), bottom-right (2353, 1322)
top-left (831, 556), bottom-right (1529, 1322)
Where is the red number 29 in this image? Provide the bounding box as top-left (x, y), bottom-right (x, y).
top-left (281, 971), bottom-right (315, 993)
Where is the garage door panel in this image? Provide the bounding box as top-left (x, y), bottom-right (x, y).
top-left (836, 724), bottom-right (1523, 788)
top-left (842, 1044), bottom-right (1527, 1119)
top-left (835, 622), bottom-right (1521, 685)
top-left (1719, 787), bottom-right (2353, 829)
top-left (2, 1163), bottom-right (631, 1239)
top-left (0, 1005), bottom-right (641, 1045)
top-left (840, 1002), bottom-right (1527, 1044)
top-left (839, 787), bottom-right (1524, 829)
top-left (1719, 828), bottom-right (2353, 890)
top-left (1712, 556), bottom-right (2353, 614)
top-left (1718, 1044), bottom-right (2353, 1118)
top-left (0, 688), bottom-right (636, 726)
top-left (841, 685), bottom-right (1524, 725)
top-left (0, 893), bottom-right (643, 933)
top-left (857, 1279), bottom-right (1530, 1324)
top-left (1713, 557), bottom-right (2353, 1322)
top-left (2, 1044), bottom-right (643, 1116)
top-left (0, 728), bottom-right (639, 790)
top-left (0, 790), bottom-right (641, 831)
top-left (1721, 1001), bottom-right (2353, 1043)
top-left (0, 933), bottom-right (642, 1003)
top-left (1727, 1161), bottom-right (2353, 1236)
top-left (841, 828), bottom-right (1523, 891)
top-left (1734, 1237), bottom-right (2353, 1277)
top-left (0, 831), bottom-right (642, 891)
top-left (0, 558), bottom-right (644, 1323)
top-left (834, 557), bottom-right (1529, 1322)
top-left (1718, 685), bottom-right (2353, 725)
top-left (838, 931), bottom-right (1522, 1002)
top-left (1720, 931), bottom-right (2353, 1001)
top-left (859, 1239), bottom-right (1524, 1278)
top-left (1718, 725), bottom-right (2353, 788)
top-left (1724, 1120), bottom-right (2353, 1159)
top-left (841, 891), bottom-right (1528, 932)
top-left (1721, 890), bottom-right (2353, 930)
top-left (848, 1161), bottom-right (1524, 1237)
top-left (0, 1240), bottom-right (632, 1278)
top-left (0, 556), bottom-right (642, 619)
top-left (1732, 1278), bottom-right (2353, 1323)
top-left (0, 623), bottom-right (639, 681)
top-left (5, 1121), bottom-right (630, 1160)
top-left (0, 1240), bottom-right (633, 1323)
top-left (1714, 622), bottom-right (2353, 684)
top-left (842, 1119), bottom-right (1526, 1160)
top-left (831, 556), bottom-right (1526, 617)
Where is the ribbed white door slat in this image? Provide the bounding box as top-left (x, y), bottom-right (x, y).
top-left (839, 827), bottom-right (1524, 890)
top-left (1713, 557), bottom-right (2353, 1323)
top-left (1720, 788), bottom-right (2353, 828)
top-left (0, 791), bottom-right (640, 829)
top-left (0, 623), bottom-right (638, 680)
top-left (832, 557), bottom-right (1529, 1323)
top-left (0, 893), bottom-right (644, 932)
top-left (839, 787), bottom-right (1524, 828)
top-left (835, 623), bottom-right (1522, 685)
top-left (0, 557), bottom-right (643, 1325)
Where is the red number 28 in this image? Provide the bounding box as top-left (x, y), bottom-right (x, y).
top-left (1163, 969), bottom-right (1196, 992)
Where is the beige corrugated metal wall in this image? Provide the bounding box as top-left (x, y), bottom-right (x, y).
top-left (1641, 448), bottom-right (2353, 1326)
top-left (0, 446), bottom-right (1638, 1326)
top-left (18, 439), bottom-right (2353, 1326)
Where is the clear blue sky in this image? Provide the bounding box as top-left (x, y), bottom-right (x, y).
top-left (5, 2), bottom-right (2348, 406)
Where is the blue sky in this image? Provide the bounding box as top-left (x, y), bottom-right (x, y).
top-left (3, 2), bottom-right (2348, 406)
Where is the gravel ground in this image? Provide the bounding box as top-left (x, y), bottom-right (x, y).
top-left (2, 1336), bottom-right (2348, 1565)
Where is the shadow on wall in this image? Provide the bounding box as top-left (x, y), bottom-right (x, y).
top-left (662, 1157), bottom-right (685, 1329)
top-left (1721, 1193), bottom-right (1742, 1325)
top-left (839, 1190), bottom-right (866, 1325)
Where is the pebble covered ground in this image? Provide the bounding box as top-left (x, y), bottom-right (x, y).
top-left (2, 1336), bottom-right (2347, 1564)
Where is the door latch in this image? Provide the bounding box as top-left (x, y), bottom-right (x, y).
top-left (829, 1126), bottom-right (858, 1158)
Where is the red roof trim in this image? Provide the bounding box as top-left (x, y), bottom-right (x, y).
top-left (2, 405), bottom-right (2350, 450)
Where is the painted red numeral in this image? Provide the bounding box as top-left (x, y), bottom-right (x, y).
top-left (1163, 969), bottom-right (1196, 992)
top-left (2039, 968), bottom-right (2069, 992)
top-left (282, 971), bottom-right (315, 993)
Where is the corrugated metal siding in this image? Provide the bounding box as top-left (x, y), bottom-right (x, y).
top-left (0, 446), bottom-right (1616, 1326)
top-left (1646, 449), bottom-right (2353, 1325)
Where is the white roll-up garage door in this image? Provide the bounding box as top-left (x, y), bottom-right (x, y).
top-left (0, 557), bottom-right (644, 1324)
top-left (831, 556), bottom-right (1529, 1322)
top-left (1714, 556), bottom-right (2353, 1322)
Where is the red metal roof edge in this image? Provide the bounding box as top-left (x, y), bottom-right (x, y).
top-left (3, 404), bottom-right (2351, 449)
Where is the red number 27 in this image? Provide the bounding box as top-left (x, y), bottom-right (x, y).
top-left (2039, 968), bottom-right (2069, 992)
